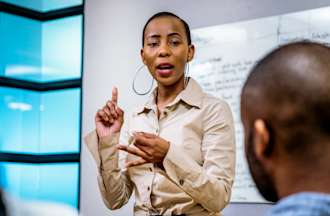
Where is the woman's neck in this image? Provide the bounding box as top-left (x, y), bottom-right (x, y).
top-left (156, 79), bottom-right (185, 110)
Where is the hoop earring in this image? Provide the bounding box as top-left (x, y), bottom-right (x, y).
top-left (184, 62), bottom-right (190, 88)
top-left (132, 65), bottom-right (154, 96)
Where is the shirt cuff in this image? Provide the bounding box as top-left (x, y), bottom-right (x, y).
top-left (84, 130), bottom-right (101, 167)
top-left (98, 133), bottom-right (120, 150)
top-left (84, 130), bottom-right (120, 171)
top-left (98, 132), bottom-right (120, 171)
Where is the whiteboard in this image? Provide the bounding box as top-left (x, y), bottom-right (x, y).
top-left (190, 6), bottom-right (330, 203)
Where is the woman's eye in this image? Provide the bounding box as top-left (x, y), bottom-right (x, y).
top-left (147, 42), bottom-right (158, 47)
top-left (170, 40), bottom-right (180, 46)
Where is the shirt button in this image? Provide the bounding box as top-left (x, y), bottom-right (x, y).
top-left (179, 179), bottom-right (184, 186)
top-left (149, 167), bottom-right (153, 172)
top-left (147, 186), bottom-right (150, 191)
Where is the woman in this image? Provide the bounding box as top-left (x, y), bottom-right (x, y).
top-left (85, 12), bottom-right (236, 216)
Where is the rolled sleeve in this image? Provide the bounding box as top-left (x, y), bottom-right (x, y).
top-left (84, 130), bottom-right (101, 168)
top-left (84, 130), bottom-right (134, 210)
top-left (98, 132), bottom-right (120, 170)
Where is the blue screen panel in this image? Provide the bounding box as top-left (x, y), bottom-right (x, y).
top-left (0, 12), bottom-right (42, 81)
top-left (0, 0), bottom-right (83, 12)
top-left (0, 162), bottom-right (79, 208)
top-left (0, 87), bottom-right (81, 154)
top-left (0, 13), bottom-right (82, 82)
top-left (41, 16), bottom-right (82, 82)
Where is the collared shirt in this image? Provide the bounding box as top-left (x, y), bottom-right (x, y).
top-left (84, 78), bottom-right (236, 216)
top-left (267, 192), bottom-right (330, 216)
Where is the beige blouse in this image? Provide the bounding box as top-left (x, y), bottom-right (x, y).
top-left (84, 78), bottom-right (236, 216)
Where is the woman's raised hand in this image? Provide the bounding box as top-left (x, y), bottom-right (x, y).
top-left (95, 87), bottom-right (124, 138)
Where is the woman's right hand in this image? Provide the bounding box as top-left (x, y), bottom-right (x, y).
top-left (95, 87), bottom-right (124, 138)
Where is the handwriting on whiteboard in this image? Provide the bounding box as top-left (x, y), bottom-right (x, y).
top-left (191, 6), bottom-right (330, 203)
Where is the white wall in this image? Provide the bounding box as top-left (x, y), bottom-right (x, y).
top-left (81, 1), bottom-right (330, 215)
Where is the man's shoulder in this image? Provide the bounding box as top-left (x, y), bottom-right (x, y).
top-left (267, 192), bottom-right (330, 216)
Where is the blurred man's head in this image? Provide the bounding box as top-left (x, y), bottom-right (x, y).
top-left (0, 190), bottom-right (6, 216)
top-left (241, 41), bottom-right (330, 202)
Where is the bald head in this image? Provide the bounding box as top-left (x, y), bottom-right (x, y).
top-left (242, 41), bottom-right (330, 161)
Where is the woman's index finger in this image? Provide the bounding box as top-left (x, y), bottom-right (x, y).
top-left (112, 87), bottom-right (118, 104)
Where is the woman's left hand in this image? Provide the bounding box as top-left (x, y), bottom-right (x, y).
top-left (117, 132), bottom-right (170, 167)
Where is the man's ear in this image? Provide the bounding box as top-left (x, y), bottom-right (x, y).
top-left (187, 44), bottom-right (195, 62)
top-left (253, 119), bottom-right (271, 161)
top-left (140, 49), bottom-right (147, 65)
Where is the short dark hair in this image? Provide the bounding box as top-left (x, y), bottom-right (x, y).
top-left (142, 11), bottom-right (192, 47)
top-left (242, 41), bottom-right (330, 159)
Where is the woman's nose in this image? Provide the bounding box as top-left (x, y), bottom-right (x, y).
top-left (158, 43), bottom-right (170, 57)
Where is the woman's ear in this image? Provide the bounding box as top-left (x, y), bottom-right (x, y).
top-left (140, 49), bottom-right (147, 65)
top-left (187, 44), bottom-right (195, 62)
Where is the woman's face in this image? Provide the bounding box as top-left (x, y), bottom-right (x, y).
top-left (141, 16), bottom-right (195, 88)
